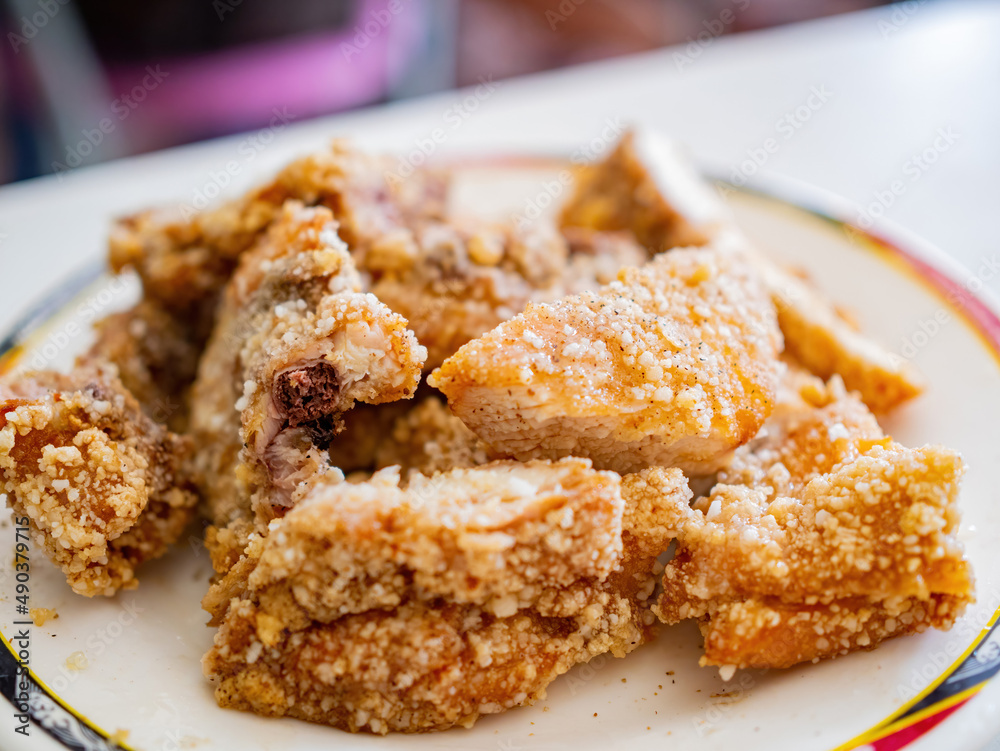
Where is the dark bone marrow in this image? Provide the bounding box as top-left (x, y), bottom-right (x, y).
top-left (274, 361), bottom-right (341, 438)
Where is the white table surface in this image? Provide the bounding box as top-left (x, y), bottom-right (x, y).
top-left (0, 1), bottom-right (998, 749)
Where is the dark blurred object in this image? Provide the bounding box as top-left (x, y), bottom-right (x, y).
top-left (74, 0), bottom-right (354, 61)
top-left (0, 0), bottom-right (889, 185)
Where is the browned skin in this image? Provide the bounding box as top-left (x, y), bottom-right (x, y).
top-left (0, 367), bottom-right (198, 596)
top-left (202, 459), bottom-right (691, 734)
top-left (654, 375), bottom-right (973, 671)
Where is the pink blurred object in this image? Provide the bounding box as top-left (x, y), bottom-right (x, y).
top-left (103, 0), bottom-right (427, 149)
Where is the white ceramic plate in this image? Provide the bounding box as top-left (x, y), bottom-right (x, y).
top-left (2, 163), bottom-right (999, 751)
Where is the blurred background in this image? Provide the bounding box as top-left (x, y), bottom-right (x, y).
top-left (0, 0), bottom-right (892, 185)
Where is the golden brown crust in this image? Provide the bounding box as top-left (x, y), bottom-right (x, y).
top-left (430, 245), bottom-right (783, 475)
top-left (699, 594), bottom-right (969, 670)
top-left (0, 367), bottom-right (198, 596)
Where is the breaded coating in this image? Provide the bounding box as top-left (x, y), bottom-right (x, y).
top-left (558, 126), bottom-right (919, 413)
top-left (699, 594), bottom-right (969, 670)
top-left (202, 459), bottom-right (691, 733)
top-left (755, 256), bottom-right (924, 412)
top-left (560, 226), bottom-right (649, 293)
top-left (91, 143), bottom-right (441, 435)
top-left (371, 395), bottom-right (491, 475)
top-left (322, 401), bottom-right (412, 474)
top-left (240, 460), bottom-right (626, 620)
top-left (109, 140), bottom-right (448, 328)
top-left (0, 368), bottom-right (198, 596)
top-left (189, 202), bottom-right (425, 530)
top-left (204, 518), bottom-right (255, 576)
top-left (82, 298), bottom-right (203, 431)
top-left (430, 246), bottom-right (783, 475)
top-left (559, 128), bottom-right (728, 253)
top-left (654, 379), bottom-right (973, 671)
top-left (367, 221), bottom-right (647, 369)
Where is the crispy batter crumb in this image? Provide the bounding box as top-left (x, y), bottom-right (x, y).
top-left (29, 608), bottom-right (58, 626)
top-left (110, 728), bottom-right (130, 745)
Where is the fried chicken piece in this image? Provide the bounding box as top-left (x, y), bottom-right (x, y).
top-left (756, 258), bottom-right (924, 412)
top-left (654, 378), bottom-right (973, 671)
top-left (109, 140), bottom-right (448, 329)
top-left (231, 459), bottom-right (626, 621)
top-left (189, 202), bottom-right (425, 531)
top-left (559, 128), bottom-right (920, 413)
top-left (0, 367), bottom-right (198, 596)
top-left (205, 599), bottom-right (631, 735)
top-left (97, 142), bottom-right (443, 431)
top-left (559, 128), bottom-right (729, 253)
top-left (430, 246), bottom-right (783, 475)
top-left (202, 459), bottom-right (691, 733)
top-left (81, 298), bottom-right (203, 431)
top-left (240, 292), bottom-right (425, 522)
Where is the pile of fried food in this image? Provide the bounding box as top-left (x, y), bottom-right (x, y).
top-left (0, 130), bottom-right (974, 734)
